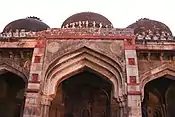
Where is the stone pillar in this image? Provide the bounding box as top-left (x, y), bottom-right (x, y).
top-left (117, 97), bottom-right (127, 117)
top-left (127, 95), bottom-right (142, 117)
top-left (23, 92), bottom-right (41, 117)
top-left (23, 38), bottom-right (46, 117)
top-left (124, 38), bottom-right (142, 117)
top-left (41, 95), bottom-right (52, 117)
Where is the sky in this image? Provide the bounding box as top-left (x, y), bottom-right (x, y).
top-left (0, 0), bottom-right (175, 35)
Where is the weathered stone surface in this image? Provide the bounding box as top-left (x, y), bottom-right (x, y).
top-left (0, 27), bottom-right (174, 117)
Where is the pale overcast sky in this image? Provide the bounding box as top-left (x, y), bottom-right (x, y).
top-left (0, 0), bottom-right (175, 35)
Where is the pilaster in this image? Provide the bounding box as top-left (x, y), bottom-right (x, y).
top-left (124, 38), bottom-right (142, 117)
top-left (23, 38), bottom-right (46, 117)
top-left (27, 39), bottom-right (46, 92)
top-left (23, 92), bottom-right (41, 117)
top-left (41, 95), bottom-right (53, 117)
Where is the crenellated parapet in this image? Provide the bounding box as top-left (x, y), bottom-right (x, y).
top-left (127, 18), bottom-right (175, 42)
top-left (0, 27), bottom-right (134, 46)
top-left (61, 12), bottom-right (113, 28)
top-left (39, 28), bottom-right (134, 38)
top-left (0, 29), bottom-right (38, 39)
top-left (135, 31), bottom-right (174, 41)
top-left (62, 21), bottom-right (113, 28)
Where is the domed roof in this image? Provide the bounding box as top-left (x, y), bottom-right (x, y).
top-left (3, 16), bottom-right (50, 33)
top-left (127, 18), bottom-right (172, 36)
top-left (61, 12), bottom-right (113, 28)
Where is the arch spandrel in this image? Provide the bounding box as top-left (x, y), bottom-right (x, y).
top-left (140, 64), bottom-right (175, 100)
top-left (43, 47), bottom-right (125, 99)
top-left (45, 41), bottom-right (124, 74)
top-left (45, 47), bottom-right (124, 77)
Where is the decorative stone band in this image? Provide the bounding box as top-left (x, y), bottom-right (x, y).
top-left (0, 28), bottom-right (134, 39)
top-left (62, 21), bottom-right (113, 28)
top-left (44, 28), bottom-right (134, 37)
top-left (127, 91), bottom-right (142, 95)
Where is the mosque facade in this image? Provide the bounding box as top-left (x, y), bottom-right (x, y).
top-left (0, 12), bottom-right (174, 117)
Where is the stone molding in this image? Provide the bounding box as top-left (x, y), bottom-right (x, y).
top-left (43, 47), bottom-right (125, 98)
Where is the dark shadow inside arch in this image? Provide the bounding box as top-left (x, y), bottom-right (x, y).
top-left (0, 71), bottom-right (26, 117)
top-left (142, 75), bottom-right (175, 117)
top-left (49, 70), bottom-right (119, 117)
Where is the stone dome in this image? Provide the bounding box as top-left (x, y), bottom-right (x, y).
top-left (61, 12), bottom-right (113, 28)
top-left (3, 16), bottom-right (50, 33)
top-left (127, 18), bottom-right (173, 40)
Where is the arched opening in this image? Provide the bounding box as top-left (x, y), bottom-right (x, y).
top-left (0, 71), bottom-right (26, 117)
top-left (49, 70), bottom-right (118, 117)
top-left (141, 75), bottom-right (175, 117)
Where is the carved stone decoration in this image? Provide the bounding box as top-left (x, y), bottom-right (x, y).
top-left (110, 41), bottom-right (123, 56)
top-left (44, 40), bottom-right (124, 70)
top-left (47, 42), bottom-right (61, 53)
top-left (23, 60), bottom-right (31, 71)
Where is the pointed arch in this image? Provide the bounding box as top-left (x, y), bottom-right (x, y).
top-left (165, 83), bottom-right (175, 116)
top-left (165, 83), bottom-right (175, 100)
top-left (44, 47), bottom-right (125, 98)
top-left (0, 62), bottom-right (28, 84)
top-left (140, 64), bottom-right (175, 99)
top-left (0, 61), bottom-right (27, 117)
